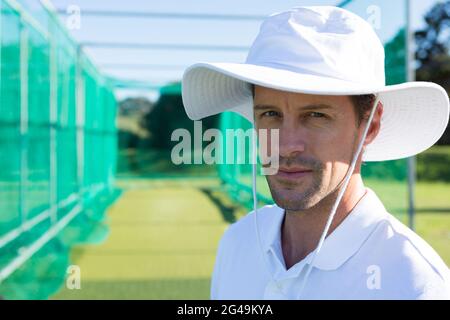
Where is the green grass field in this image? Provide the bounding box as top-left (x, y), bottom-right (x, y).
top-left (404, 182), bottom-right (450, 264)
top-left (52, 179), bottom-right (227, 299)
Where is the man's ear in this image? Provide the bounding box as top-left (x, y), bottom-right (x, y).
top-left (364, 102), bottom-right (383, 146)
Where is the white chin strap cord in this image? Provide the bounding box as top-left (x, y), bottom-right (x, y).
top-left (252, 94), bottom-right (381, 299)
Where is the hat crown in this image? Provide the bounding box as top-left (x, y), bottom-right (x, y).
top-left (246, 6), bottom-right (386, 86)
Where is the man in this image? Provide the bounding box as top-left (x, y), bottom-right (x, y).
top-left (182, 6), bottom-right (450, 299)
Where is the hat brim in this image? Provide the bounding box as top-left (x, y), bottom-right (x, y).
top-left (182, 62), bottom-right (450, 162)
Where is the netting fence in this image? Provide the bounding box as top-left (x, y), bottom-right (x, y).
top-left (0, 0), bottom-right (118, 299)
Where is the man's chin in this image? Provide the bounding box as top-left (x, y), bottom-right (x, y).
top-left (270, 190), bottom-right (318, 211)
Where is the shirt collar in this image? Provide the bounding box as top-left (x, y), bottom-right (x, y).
top-left (263, 187), bottom-right (388, 272)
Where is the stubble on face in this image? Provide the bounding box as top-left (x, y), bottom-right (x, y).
top-left (266, 131), bottom-right (361, 212)
top-left (265, 155), bottom-right (327, 211)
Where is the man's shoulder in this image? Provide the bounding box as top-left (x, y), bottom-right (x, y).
top-left (379, 213), bottom-right (448, 276)
top-left (368, 212), bottom-right (450, 298)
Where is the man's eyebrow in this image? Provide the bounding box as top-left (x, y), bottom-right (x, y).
top-left (253, 103), bottom-right (335, 111)
top-left (301, 104), bottom-right (335, 111)
top-left (253, 104), bottom-right (278, 111)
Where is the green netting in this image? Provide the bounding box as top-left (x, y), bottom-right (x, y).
top-left (218, 0), bottom-right (410, 216)
top-left (0, 0), bottom-right (118, 299)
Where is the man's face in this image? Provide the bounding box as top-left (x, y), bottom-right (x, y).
top-left (253, 85), bottom-right (378, 211)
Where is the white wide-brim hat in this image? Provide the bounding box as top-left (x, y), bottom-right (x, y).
top-left (182, 6), bottom-right (450, 162)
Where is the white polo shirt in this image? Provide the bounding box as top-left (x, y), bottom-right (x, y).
top-left (211, 188), bottom-right (450, 299)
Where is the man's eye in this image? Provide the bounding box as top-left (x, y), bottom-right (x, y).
top-left (261, 111), bottom-right (280, 118)
top-left (308, 112), bottom-right (326, 118)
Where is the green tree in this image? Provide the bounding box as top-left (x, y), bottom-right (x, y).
top-left (414, 1), bottom-right (450, 144)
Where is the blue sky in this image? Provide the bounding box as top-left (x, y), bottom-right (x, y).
top-left (49, 0), bottom-right (441, 101)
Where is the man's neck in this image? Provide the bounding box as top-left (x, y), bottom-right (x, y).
top-left (281, 174), bottom-right (367, 270)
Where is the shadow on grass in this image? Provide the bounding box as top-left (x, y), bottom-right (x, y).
top-left (199, 188), bottom-right (242, 224)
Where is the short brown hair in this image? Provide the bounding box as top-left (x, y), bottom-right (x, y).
top-left (350, 94), bottom-right (377, 127)
top-left (250, 84), bottom-right (376, 127)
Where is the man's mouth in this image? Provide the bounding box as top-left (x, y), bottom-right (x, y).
top-left (276, 167), bottom-right (313, 180)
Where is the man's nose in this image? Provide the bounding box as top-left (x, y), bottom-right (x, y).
top-left (278, 123), bottom-right (307, 158)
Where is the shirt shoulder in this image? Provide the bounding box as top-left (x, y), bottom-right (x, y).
top-left (367, 212), bottom-right (450, 299)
